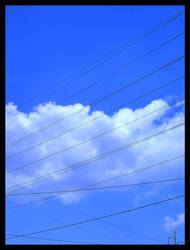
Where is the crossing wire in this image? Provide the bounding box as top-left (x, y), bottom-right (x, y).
top-left (6, 123), bottom-right (184, 193)
top-left (6, 176), bottom-right (171, 244)
top-left (6, 155), bottom-right (184, 209)
top-left (6, 194), bottom-right (184, 240)
top-left (7, 97), bottom-right (184, 172)
top-left (6, 55), bottom-right (184, 148)
top-left (6, 233), bottom-right (91, 244)
top-left (6, 124), bottom-right (184, 192)
top-left (6, 188), bottom-right (166, 245)
top-left (6, 74), bottom-right (184, 160)
top-left (6, 156), bottom-right (184, 246)
top-left (6, 10), bottom-right (184, 119)
top-left (6, 172), bottom-right (178, 244)
top-left (7, 177), bottom-right (184, 196)
top-left (7, 31), bottom-right (184, 124)
top-left (6, 185), bottom-right (165, 244)
top-left (6, 201), bottom-right (115, 244)
top-left (6, 194), bottom-right (115, 244)
top-left (5, 9), bottom-right (184, 244)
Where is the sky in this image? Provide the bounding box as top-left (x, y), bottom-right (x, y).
top-left (5, 5), bottom-right (185, 245)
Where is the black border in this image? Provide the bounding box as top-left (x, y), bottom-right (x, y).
top-left (1, 1), bottom-right (189, 247)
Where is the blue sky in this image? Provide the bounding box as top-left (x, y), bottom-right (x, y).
top-left (6, 5), bottom-right (185, 244)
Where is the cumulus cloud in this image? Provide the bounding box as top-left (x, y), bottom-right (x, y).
top-left (5, 99), bottom-right (184, 204)
top-left (163, 213), bottom-right (185, 232)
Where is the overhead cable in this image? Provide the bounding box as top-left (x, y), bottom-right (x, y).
top-left (6, 194), bottom-right (184, 240)
top-left (6, 76), bottom-right (184, 159)
top-left (6, 10), bottom-right (184, 119)
top-left (6, 56), bottom-right (184, 148)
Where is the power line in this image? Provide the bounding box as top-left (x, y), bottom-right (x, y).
top-left (6, 175), bottom-right (169, 244)
top-left (6, 233), bottom-right (91, 244)
top-left (6, 201), bottom-right (114, 244)
top-left (7, 31), bottom-right (184, 123)
top-left (6, 177), bottom-right (176, 244)
top-left (7, 155), bottom-right (184, 209)
top-left (6, 194), bottom-right (115, 244)
top-left (6, 194), bottom-right (184, 240)
top-left (6, 177), bottom-right (184, 196)
top-left (6, 190), bottom-right (165, 244)
top-left (6, 156), bottom-right (182, 244)
top-left (7, 208), bottom-right (159, 244)
top-left (6, 10), bottom-right (185, 245)
top-left (80, 11), bottom-right (184, 76)
top-left (6, 95), bottom-right (184, 165)
top-left (6, 97), bottom-right (184, 163)
top-left (6, 215), bottom-right (164, 245)
top-left (6, 55), bottom-right (184, 148)
top-left (6, 77), bottom-right (184, 159)
top-left (49, 198), bottom-right (165, 244)
top-left (6, 10), bottom-right (184, 119)
top-left (9, 194), bottom-right (116, 243)
top-left (6, 155), bottom-right (184, 245)
top-left (6, 123), bottom-right (184, 192)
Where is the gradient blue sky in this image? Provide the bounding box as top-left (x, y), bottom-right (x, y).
top-left (6, 5), bottom-right (185, 244)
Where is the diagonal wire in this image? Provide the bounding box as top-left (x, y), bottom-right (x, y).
top-left (5, 10), bottom-right (185, 245)
top-left (6, 154), bottom-right (183, 245)
top-left (6, 10), bottom-right (184, 119)
top-left (6, 155), bottom-right (184, 209)
top-left (6, 123), bottom-right (184, 192)
top-left (6, 55), bottom-right (184, 148)
top-left (6, 233), bottom-right (93, 244)
top-left (7, 31), bottom-right (184, 122)
top-left (6, 174), bottom-right (173, 244)
top-left (80, 11), bottom-right (184, 75)
top-left (6, 75), bottom-right (184, 159)
top-left (6, 194), bottom-right (184, 240)
top-left (6, 177), bottom-right (184, 196)
top-left (6, 201), bottom-right (114, 244)
top-left (6, 97), bottom-right (184, 173)
top-left (6, 191), bottom-right (165, 244)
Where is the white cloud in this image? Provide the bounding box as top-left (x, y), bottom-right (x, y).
top-left (5, 99), bottom-right (184, 204)
top-left (163, 213), bottom-right (185, 232)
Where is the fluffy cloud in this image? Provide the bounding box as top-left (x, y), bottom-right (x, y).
top-left (163, 213), bottom-right (185, 232)
top-left (6, 99), bottom-right (184, 204)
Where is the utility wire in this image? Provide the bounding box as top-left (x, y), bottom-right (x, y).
top-left (6, 55), bottom-right (184, 148)
top-left (7, 155), bottom-right (184, 209)
top-left (7, 97), bottom-right (184, 172)
top-left (52, 201), bottom-right (165, 244)
top-left (7, 31), bottom-right (184, 123)
top-left (46, 197), bottom-right (165, 244)
top-left (6, 192), bottom-right (115, 243)
top-left (6, 177), bottom-right (184, 196)
top-left (6, 176), bottom-right (168, 244)
top-left (7, 156), bottom-right (184, 246)
top-left (80, 11), bottom-right (184, 75)
top-left (6, 122), bottom-right (184, 193)
top-left (14, 188), bottom-right (164, 243)
top-left (6, 233), bottom-right (91, 244)
top-left (6, 194), bottom-right (184, 239)
top-left (6, 124), bottom-right (184, 192)
top-left (6, 10), bottom-right (185, 245)
top-left (6, 200), bottom-right (114, 244)
top-left (6, 173), bottom-right (177, 244)
top-left (6, 10), bottom-right (184, 119)
top-left (6, 188), bottom-right (166, 244)
top-left (6, 176), bottom-right (183, 244)
top-left (6, 74), bottom-right (184, 159)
